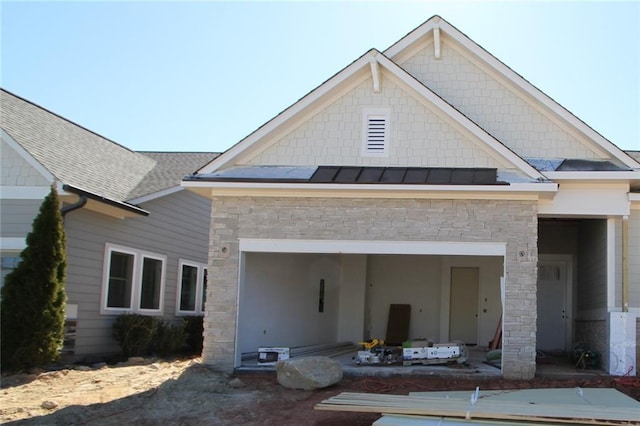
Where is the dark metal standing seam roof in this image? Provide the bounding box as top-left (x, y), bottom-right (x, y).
top-left (309, 166), bottom-right (506, 185)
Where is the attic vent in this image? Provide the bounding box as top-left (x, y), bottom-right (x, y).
top-left (362, 108), bottom-right (390, 157)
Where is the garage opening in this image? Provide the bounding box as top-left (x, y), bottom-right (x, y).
top-left (234, 240), bottom-right (506, 372)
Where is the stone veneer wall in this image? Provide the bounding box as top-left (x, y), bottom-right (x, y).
top-left (203, 197), bottom-right (539, 379)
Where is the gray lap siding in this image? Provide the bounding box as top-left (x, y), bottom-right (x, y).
top-left (64, 190), bottom-right (211, 358)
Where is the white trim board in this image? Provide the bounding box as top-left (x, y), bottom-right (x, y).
top-left (127, 186), bottom-right (184, 205)
top-left (183, 181), bottom-right (558, 201)
top-left (0, 238), bottom-right (26, 250)
top-left (239, 239), bottom-right (506, 256)
top-left (607, 218), bottom-right (617, 311)
top-left (0, 186), bottom-right (51, 199)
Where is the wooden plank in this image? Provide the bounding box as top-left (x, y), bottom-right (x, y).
top-left (385, 304), bottom-right (411, 345)
top-left (488, 314), bottom-right (502, 350)
top-left (409, 388), bottom-right (640, 409)
top-left (373, 414), bottom-right (567, 426)
top-left (314, 392), bottom-right (640, 424)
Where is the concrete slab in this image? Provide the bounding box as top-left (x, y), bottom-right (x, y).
top-left (237, 345), bottom-right (607, 379)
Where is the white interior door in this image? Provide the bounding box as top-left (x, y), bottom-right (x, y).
top-left (449, 267), bottom-right (479, 345)
top-left (537, 260), bottom-right (568, 352)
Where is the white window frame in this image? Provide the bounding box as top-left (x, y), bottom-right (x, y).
top-left (361, 107), bottom-right (390, 157)
top-left (100, 243), bottom-right (167, 315)
top-left (176, 259), bottom-right (207, 316)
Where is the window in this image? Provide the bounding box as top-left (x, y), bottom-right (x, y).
top-left (101, 244), bottom-right (166, 314)
top-left (140, 257), bottom-right (163, 310)
top-left (177, 260), bottom-right (207, 315)
top-left (106, 251), bottom-right (134, 309)
top-left (362, 108), bottom-right (390, 156)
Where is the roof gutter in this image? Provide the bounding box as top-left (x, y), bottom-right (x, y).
top-left (62, 184), bottom-right (149, 217)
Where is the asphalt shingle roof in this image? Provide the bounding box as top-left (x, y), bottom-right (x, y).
top-left (130, 151), bottom-right (219, 199)
top-left (1, 89), bottom-right (218, 202)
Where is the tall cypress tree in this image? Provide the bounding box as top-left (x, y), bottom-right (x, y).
top-left (1, 185), bottom-right (67, 371)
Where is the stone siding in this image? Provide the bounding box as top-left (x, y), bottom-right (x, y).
top-left (203, 197), bottom-right (539, 379)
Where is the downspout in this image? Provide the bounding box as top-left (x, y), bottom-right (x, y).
top-left (622, 215), bottom-right (629, 312)
top-left (61, 194), bottom-right (88, 217)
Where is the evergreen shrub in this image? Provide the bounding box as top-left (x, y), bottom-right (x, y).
top-left (1, 186), bottom-right (67, 371)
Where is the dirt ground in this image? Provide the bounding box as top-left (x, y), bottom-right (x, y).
top-left (2, 357), bottom-right (640, 425)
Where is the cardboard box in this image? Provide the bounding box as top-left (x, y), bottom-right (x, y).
top-left (258, 347), bottom-right (290, 365)
top-left (403, 347), bottom-right (427, 360)
top-left (426, 348), bottom-right (440, 359)
top-left (434, 346), bottom-right (460, 358)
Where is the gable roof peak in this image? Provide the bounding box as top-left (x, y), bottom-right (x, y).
top-left (384, 16), bottom-right (638, 169)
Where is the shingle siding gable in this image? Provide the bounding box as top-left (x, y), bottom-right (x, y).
top-left (398, 40), bottom-right (602, 160)
top-left (246, 77), bottom-right (503, 169)
top-left (0, 138), bottom-right (51, 186)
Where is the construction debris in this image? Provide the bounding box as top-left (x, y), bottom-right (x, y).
top-left (355, 339), bottom-right (468, 367)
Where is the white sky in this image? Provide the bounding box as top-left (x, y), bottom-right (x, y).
top-left (2, 0), bottom-right (639, 153)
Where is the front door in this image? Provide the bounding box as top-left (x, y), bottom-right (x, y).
top-left (537, 259), bottom-right (569, 352)
top-left (449, 267), bottom-right (479, 345)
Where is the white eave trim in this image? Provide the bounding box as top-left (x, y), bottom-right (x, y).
top-left (182, 180), bottom-right (557, 200)
top-left (630, 193), bottom-right (640, 202)
top-left (239, 238), bottom-right (507, 257)
top-left (127, 186), bottom-right (184, 205)
top-left (543, 171), bottom-right (640, 180)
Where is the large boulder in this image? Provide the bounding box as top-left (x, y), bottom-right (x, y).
top-left (276, 356), bottom-right (343, 390)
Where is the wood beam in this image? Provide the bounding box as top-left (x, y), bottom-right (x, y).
top-left (433, 27), bottom-right (441, 59)
top-left (369, 55), bottom-right (380, 93)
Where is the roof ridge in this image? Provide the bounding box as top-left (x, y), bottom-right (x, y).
top-left (1, 87), bottom-right (138, 155)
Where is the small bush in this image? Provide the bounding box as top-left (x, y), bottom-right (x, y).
top-left (183, 316), bottom-right (204, 355)
top-left (152, 320), bottom-right (187, 357)
top-left (113, 314), bottom-right (156, 357)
